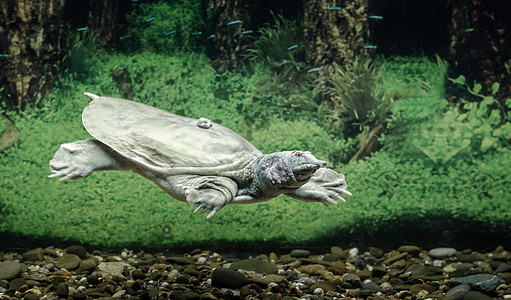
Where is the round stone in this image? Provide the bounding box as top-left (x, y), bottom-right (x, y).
top-left (0, 261), bottom-right (22, 281)
top-left (211, 268), bottom-right (250, 289)
top-left (298, 264), bottom-right (326, 276)
top-left (22, 248), bottom-right (44, 262)
top-left (429, 248), bottom-right (457, 258)
top-left (444, 283), bottom-right (471, 299)
top-left (230, 258), bottom-right (278, 274)
top-left (397, 245), bottom-right (421, 256)
top-left (76, 258), bottom-right (97, 273)
top-left (290, 249), bottom-right (311, 258)
top-left (66, 245), bottom-right (87, 259)
top-left (56, 254), bottom-right (81, 270)
top-left (9, 278), bottom-right (27, 291)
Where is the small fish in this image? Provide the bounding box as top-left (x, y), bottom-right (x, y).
top-left (132, 0), bottom-right (140, 2)
top-left (368, 15), bottom-right (383, 20)
top-left (76, 27), bottom-right (88, 32)
top-left (364, 45), bottom-right (378, 49)
top-left (287, 44), bottom-right (299, 51)
top-left (192, 31), bottom-right (202, 35)
top-left (328, 7), bottom-right (342, 10)
top-left (241, 30), bottom-right (253, 35)
top-left (120, 65), bottom-right (131, 70)
top-left (0, 54), bottom-right (9, 58)
top-left (164, 30), bottom-right (176, 36)
top-left (146, 17), bottom-right (155, 23)
top-left (307, 67), bottom-right (320, 73)
top-left (207, 34), bottom-right (215, 39)
top-left (227, 20), bottom-right (242, 26)
top-left (120, 35), bottom-right (128, 40)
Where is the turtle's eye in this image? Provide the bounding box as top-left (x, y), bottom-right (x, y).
top-left (292, 151), bottom-right (303, 157)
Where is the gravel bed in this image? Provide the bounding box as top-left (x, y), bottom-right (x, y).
top-left (1, 245), bottom-right (511, 299)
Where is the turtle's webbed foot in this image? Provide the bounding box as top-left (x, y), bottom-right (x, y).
top-left (185, 177), bottom-right (237, 219)
top-left (186, 187), bottom-right (226, 219)
top-left (49, 140), bottom-right (98, 180)
top-left (290, 168), bottom-right (351, 204)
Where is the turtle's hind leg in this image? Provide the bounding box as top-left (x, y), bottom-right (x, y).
top-left (49, 139), bottom-right (129, 180)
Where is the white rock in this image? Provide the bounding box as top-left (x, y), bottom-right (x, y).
top-left (197, 256), bottom-right (207, 265)
top-left (313, 288), bottom-right (324, 295)
top-left (429, 248), bottom-right (457, 258)
top-left (432, 260), bottom-right (445, 267)
top-left (97, 262), bottom-right (130, 276)
top-left (112, 289), bottom-right (126, 298)
top-left (349, 247), bottom-right (359, 257)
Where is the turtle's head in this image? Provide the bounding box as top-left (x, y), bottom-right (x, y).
top-left (255, 151), bottom-right (326, 193)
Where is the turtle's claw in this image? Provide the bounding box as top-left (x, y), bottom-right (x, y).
top-left (341, 189), bottom-right (352, 196)
top-left (335, 194), bottom-right (346, 202)
top-left (207, 207), bottom-right (220, 220)
top-left (193, 204), bottom-right (204, 214)
top-left (324, 197), bottom-right (338, 205)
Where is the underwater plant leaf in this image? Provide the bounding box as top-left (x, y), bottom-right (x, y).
top-left (493, 122), bottom-right (511, 140)
top-left (473, 83), bottom-right (482, 94)
top-left (451, 75), bottom-right (466, 85)
top-left (492, 82), bottom-right (500, 95)
top-left (480, 136), bottom-right (496, 152)
top-left (488, 109), bottom-right (501, 126)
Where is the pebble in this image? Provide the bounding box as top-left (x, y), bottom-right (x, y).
top-left (406, 263), bottom-right (443, 276)
top-left (230, 258), bottom-right (278, 274)
top-left (65, 245), bottom-right (87, 259)
top-left (56, 282), bottom-right (68, 297)
top-left (330, 246), bottom-right (345, 258)
top-left (397, 245), bottom-right (422, 256)
top-left (464, 290), bottom-right (494, 300)
top-left (0, 261), bottom-right (22, 280)
top-left (449, 273), bottom-right (500, 293)
top-left (97, 261), bottom-right (128, 276)
top-left (56, 253), bottom-right (81, 270)
top-left (297, 264), bottom-right (325, 275)
top-left (445, 283), bottom-right (472, 299)
top-left (290, 249), bottom-right (310, 258)
top-left (76, 258), bottom-right (97, 273)
top-left (22, 248), bottom-right (44, 262)
top-left (310, 281), bottom-right (337, 292)
top-left (429, 247), bottom-right (457, 258)
top-left (8, 278), bottom-right (26, 291)
top-left (211, 268), bottom-right (249, 289)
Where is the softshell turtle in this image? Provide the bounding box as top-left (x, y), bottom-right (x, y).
top-left (49, 93), bottom-right (351, 219)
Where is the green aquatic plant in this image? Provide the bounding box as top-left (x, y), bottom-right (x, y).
top-left (60, 27), bottom-right (102, 80)
top-left (393, 75), bottom-right (511, 165)
top-left (324, 57), bottom-right (390, 129)
top-left (245, 12), bottom-right (304, 67)
top-left (123, 1), bottom-right (203, 53)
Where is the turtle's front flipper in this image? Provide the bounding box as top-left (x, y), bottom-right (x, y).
top-left (49, 139), bottom-right (130, 180)
top-left (286, 168), bottom-right (351, 204)
top-left (185, 176), bottom-right (237, 219)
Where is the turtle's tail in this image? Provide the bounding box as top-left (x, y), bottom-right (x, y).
top-left (84, 92), bottom-right (100, 101)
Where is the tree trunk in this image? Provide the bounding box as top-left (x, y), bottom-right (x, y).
top-left (203, 0), bottom-right (252, 72)
top-left (0, 0), bottom-right (64, 110)
top-left (63, 0), bottom-right (132, 45)
top-left (303, 0), bottom-right (371, 68)
top-left (449, 0), bottom-right (511, 102)
top-left (303, 0), bottom-right (372, 108)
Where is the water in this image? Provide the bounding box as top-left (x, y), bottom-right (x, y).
top-left (0, 0), bottom-right (510, 254)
